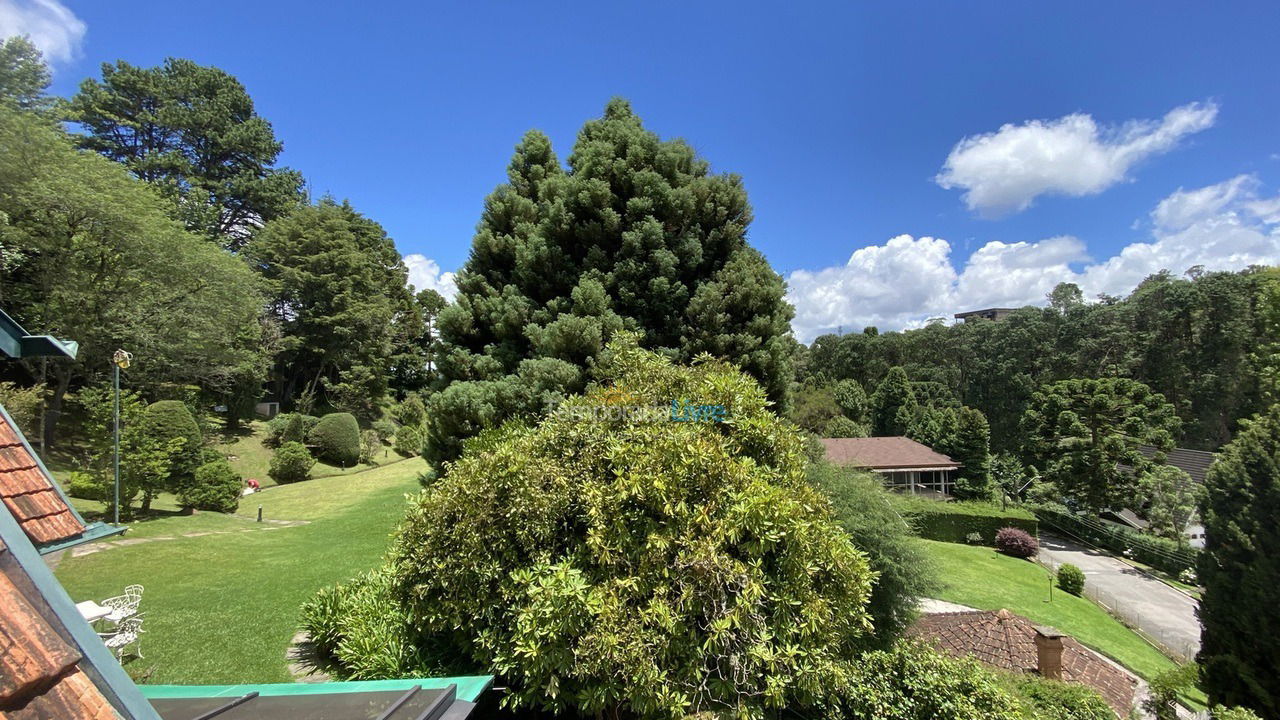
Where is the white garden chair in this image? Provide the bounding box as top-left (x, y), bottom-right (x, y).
top-left (101, 584), bottom-right (144, 624)
top-left (98, 615), bottom-right (145, 660)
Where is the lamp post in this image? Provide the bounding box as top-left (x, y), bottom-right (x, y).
top-left (111, 349), bottom-right (132, 524)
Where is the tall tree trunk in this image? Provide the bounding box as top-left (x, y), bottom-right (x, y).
top-left (41, 369), bottom-right (72, 450)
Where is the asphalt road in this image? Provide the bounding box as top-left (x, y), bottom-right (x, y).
top-left (1038, 532), bottom-right (1201, 662)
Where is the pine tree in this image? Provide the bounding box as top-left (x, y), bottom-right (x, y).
top-left (872, 367), bottom-right (917, 436)
top-left (833, 379), bottom-right (869, 424)
top-left (948, 406), bottom-right (992, 500)
top-left (1198, 404), bottom-right (1280, 718)
top-left (427, 99), bottom-right (794, 462)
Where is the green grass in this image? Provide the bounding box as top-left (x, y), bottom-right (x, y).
top-left (919, 539), bottom-right (1207, 707)
top-left (55, 459), bottom-right (426, 685)
top-left (217, 420), bottom-right (404, 488)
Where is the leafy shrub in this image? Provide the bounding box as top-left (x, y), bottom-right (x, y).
top-left (326, 337), bottom-right (877, 718)
top-left (1144, 664), bottom-right (1199, 720)
top-left (965, 532), bottom-right (983, 544)
top-left (307, 412), bottom-right (360, 466)
top-left (178, 459), bottom-right (241, 513)
top-left (359, 430), bottom-right (381, 464)
top-left (371, 418), bottom-right (397, 443)
top-left (1056, 563), bottom-right (1086, 596)
top-left (824, 415), bottom-right (868, 438)
top-left (269, 441), bottom-right (314, 484)
top-left (142, 399), bottom-right (204, 482)
top-left (390, 394), bottom-right (426, 428)
top-left (834, 642), bottom-right (1024, 720)
top-left (300, 570), bottom-right (450, 680)
top-left (1009, 674), bottom-right (1114, 720)
top-left (1212, 707), bottom-right (1263, 720)
top-left (1179, 568), bottom-right (1198, 585)
top-left (995, 527), bottom-right (1038, 558)
top-left (810, 462), bottom-right (939, 647)
top-left (66, 471), bottom-right (104, 501)
top-left (264, 413), bottom-right (318, 448)
top-left (392, 424), bottom-right (422, 457)
top-left (888, 495), bottom-right (1038, 545)
top-left (0, 381), bottom-right (44, 431)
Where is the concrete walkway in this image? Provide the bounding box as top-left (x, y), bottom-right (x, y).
top-left (1038, 532), bottom-right (1201, 662)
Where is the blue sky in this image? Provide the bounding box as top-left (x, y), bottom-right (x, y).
top-left (9, 1), bottom-right (1280, 339)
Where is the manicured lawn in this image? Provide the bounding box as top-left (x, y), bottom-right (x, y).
top-left (217, 420), bottom-right (404, 488)
top-left (919, 539), bottom-right (1182, 682)
top-left (55, 459), bottom-right (425, 684)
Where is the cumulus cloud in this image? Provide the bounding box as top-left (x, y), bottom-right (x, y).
top-left (0, 0), bottom-right (86, 64)
top-left (788, 175), bottom-right (1280, 342)
top-left (404, 254), bottom-right (457, 301)
top-left (936, 101), bottom-right (1218, 217)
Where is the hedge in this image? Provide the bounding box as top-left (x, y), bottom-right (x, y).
top-left (1034, 506), bottom-right (1198, 575)
top-left (887, 495), bottom-right (1038, 545)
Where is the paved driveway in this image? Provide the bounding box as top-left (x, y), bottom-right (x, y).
top-left (1038, 533), bottom-right (1201, 662)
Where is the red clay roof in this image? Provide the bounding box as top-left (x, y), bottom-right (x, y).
top-left (0, 541), bottom-right (116, 719)
top-left (820, 436), bottom-right (958, 470)
top-left (911, 609), bottom-right (1137, 716)
top-left (0, 413), bottom-right (84, 547)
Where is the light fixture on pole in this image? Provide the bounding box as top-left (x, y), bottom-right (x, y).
top-left (111, 349), bottom-right (132, 524)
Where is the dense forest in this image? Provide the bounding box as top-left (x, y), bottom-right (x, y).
top-left (796, 269), bottom-right (1280, 453)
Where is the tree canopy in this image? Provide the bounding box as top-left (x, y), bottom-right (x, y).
top-left (427, 98), bottom-right (794, 462)
top-left (67, 58), bottom-right (304, 248)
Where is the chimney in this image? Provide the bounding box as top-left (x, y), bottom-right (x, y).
top-left (1034, 626), bottom-right (1065, 680)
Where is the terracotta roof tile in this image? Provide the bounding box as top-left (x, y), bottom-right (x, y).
top-left (0, 546), bottom-right (119, 719)
top-left (910, 609), bottom-right (1137, 716)
top-left (820, 436), bottom-right (958, 470)
top-left (0, 413), bottom-right (83, 547)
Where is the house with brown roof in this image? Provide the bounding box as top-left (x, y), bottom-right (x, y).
top-left (911, 609), bottom-right (1138, 716)
top-left (820, 436), bottom-right (960, 496)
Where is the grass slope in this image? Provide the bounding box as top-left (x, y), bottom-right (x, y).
top-left (55, 459), bottom-right (425, 684)
top-left (919, 539), bottom-right (1189, 684)
top-left (218, 420), bottom-right (403, 488)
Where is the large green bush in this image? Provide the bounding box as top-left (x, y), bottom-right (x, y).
top-left (809, 463), bottom-right (938, 646)
top-left (269, 441), bottom-right (314, 484)
top-left (307, 412), bottom-right (361, 466)
top-left (1007, 674), bottom-right (1114, 720)
top-left (142, 399), bottom-right (204, 482)
top-left (834, 642), bottom-right (1023, 720)
top-left (888, 495), bottom-right (1038, 545)
top-left (317, 337), bottom-right (876, 719)
top-left (264, 412), bottom-right (318, 447)
top-left (178, 459), bottom-right (241, 513)
top-left (392, 424), bottom-right (422, 457)
top-left (1056, 564), bottom-right (1086, 596)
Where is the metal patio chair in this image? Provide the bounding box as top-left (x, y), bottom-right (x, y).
top-left (98, 615), bottom-right (145, 660)
top-left (101, 584), bottom-right (144, 625)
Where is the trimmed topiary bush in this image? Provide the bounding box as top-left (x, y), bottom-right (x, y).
top-left (308, 412), bottom-right (361, 466)
top-left (66, 471), bottom-right (104, 501)
top-left (179, 459), bottom-right (242, 513)
top-left (265, 412), bottom-right (319, 448)
top-left (392, 424), bottom-right (422, 457)
top-left (1056, 563), bottom-right (1086, 596)
top-left (142, 400), bottom-right (203, 482)
top-left (269, 441), bottom-right (315, 484)
top-left (995, 526), bottom-right (1038, 558)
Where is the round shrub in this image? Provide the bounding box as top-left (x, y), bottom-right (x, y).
top-left (179, 459), bottom-right (242, 513)
top-left (390, 395), bottom-right (426, 428)
top-left (1056, 563), bottom-right (1086, 596)
top-left (392, 424), bottom-right (422, 457)
top-left (824, 415), bottom-right (868, 438)
top-left (269, 441), bottom-right (315, 484)
top-left (66, 471), bottom-right (104, 501)
top-left (316, 337), bottom-right (877, 718)
top-left (308, 412), bottom-right (361, 466)
top-left (372, 418), bottom-right (398, 443)
top-left (142, 400), bottom-right (203, 481)
top-left (995, 526), bottom-right (1038, 558)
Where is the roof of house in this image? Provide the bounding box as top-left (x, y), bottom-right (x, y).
top-left (0, 412), bottom-right (86, 547)
top-left (954, 307), bottom-right (1019, 319)
top-left (0, 539), bottom-right (117, 719)
top-left (820, 436), bottom-right (959, 471)
top-left (911, 609), bottom-right (1137, 715)
top-left (1138, 445), bottom-right (1216, 485)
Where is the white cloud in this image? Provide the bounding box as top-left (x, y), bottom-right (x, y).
top-left (936, 101), bottom-right (1218, 217)
top-left (0, 0), bottom-right (86, 65)
top-left (788, 175), bottom-right (1280, 342)
top-left (404, 254), bottom-right (457, 301)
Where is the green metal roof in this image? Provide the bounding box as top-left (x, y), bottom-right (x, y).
top-left (0, 308), bottom-right (78, 360)
top-left (140, 676), bottom-right (494, 704)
